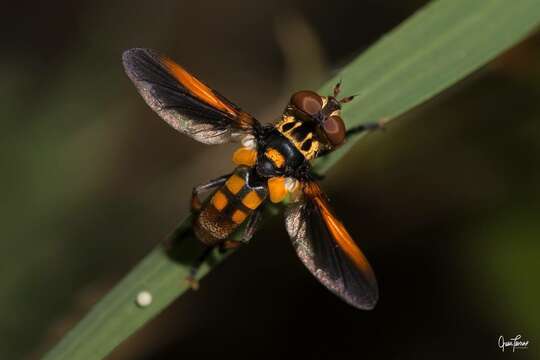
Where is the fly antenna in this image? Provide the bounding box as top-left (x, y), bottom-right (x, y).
top-left (333, 79), bottom-right (342, 97)
top-left (339, 93), bottom-right (360, 104)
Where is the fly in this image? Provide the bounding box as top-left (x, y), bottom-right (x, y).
top-left (123, 48), bottom-right (384, 309)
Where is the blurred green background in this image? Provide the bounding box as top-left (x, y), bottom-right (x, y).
top-left (1, 0), bottom-right (539, 359)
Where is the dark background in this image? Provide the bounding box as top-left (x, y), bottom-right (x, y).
top-left (1, 0), bottom-right (539, 359)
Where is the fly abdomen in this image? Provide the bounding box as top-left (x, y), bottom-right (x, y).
top-left (194, 166), bottom-right (267, 246)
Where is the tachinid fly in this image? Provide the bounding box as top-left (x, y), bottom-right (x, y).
top-left (123, 48), bottom-right (384, 309)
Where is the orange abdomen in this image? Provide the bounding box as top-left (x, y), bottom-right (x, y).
top-left (194, 166), bottom-right (267, 246)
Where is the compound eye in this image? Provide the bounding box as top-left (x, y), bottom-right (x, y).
top-left (323, 115), bottom-right (346, 146)
top-left (290, 90), bottom-right (322, 116)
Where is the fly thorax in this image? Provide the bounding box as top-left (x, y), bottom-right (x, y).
top-left (276, 115), bottom-right (321, 160)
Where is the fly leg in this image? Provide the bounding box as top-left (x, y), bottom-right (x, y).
top-left (241, 206), bottom-right (265, 243)
top-left (186, 174), bottom-right (231, 288)
top-left (308, 172), bottom-right (325, 181)
top-left (345, 118), bottom-right (388, 139)
top-left (186, 207), bottom-right (264, 289)
top-left (186, 245), bottom-right (214, 290)
top-left (216, 206), bottom-right (265, 253)
top-left (191, 173), bottom-right (231, 212)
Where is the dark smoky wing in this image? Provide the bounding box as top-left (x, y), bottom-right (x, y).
top-left (122, 48), bottom-right (259, 144)
top-left (284, 184), bottom-right (378, 310)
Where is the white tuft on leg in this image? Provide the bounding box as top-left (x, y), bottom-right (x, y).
top-left (241, 135), bottom-right (257, 150)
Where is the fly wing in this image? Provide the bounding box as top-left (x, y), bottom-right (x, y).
top-left (122, 48), bottom-right (260, 144)
top-left (284, 181), bottom-right (378, 309)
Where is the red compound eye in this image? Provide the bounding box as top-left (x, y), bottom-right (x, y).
top-left (290, 90), bottom-right (322, 116)
top-left (323, 115), bottom-right (346, 146)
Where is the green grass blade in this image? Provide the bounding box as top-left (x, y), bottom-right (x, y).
top-left (43, 0), bottom-right (540, 359)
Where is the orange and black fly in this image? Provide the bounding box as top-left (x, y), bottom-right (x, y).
top-left (123, 48), bottom-right (383, 310)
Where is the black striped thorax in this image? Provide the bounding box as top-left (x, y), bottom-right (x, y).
top-left (275, 115), bottom-right (322, 161)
